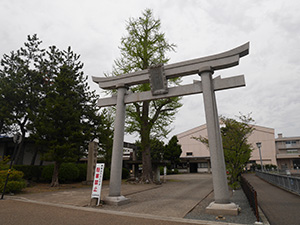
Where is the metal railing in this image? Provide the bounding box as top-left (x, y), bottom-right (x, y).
top-left (241, 176), bottom-right (260, 222)
top-left (256, 171), bottom-right (300, 195)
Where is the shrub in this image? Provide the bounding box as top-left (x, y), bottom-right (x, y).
top-left (0, 156), bottom-right (10, 170)
top-left (76, 163), bottom-right (87, 182)
top-left (265, 164), bottom-right (277, 171)
top-left (0, 157), bottom-right (27, 193)
top-left (122, 168), bottom-right (130, 179)
top-left (0, 170), bottom-right (24, 181)
top-left (13, 165), bottom-right (43, 181)
top-left (41, 164), bottom-right (54, 182)
top-left (59, 163), bottom-right (79, 183)
top-left (0, 170), bottom-right (26, 193)
top-left (0, 180), bottom-right (26, 193)
top-left (103, 167), bottom-right (110, 180)
top-left (41, 163), bottom-right (80, 183)
top-left (229, 181), bottom-right (241, 190)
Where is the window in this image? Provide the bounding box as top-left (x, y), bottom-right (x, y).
top-left (186, 152), bottom-right (193, 156)
top-left (285, 141), bottom-right (296, 144)
top-left (198, 162), bottom-right (208, 168)
top-left (293, 159), bottom-right (300, 169)
top-left (287, 149), bottom-right (298, 154)
top-left (285, 141), bottom-right (297, 148)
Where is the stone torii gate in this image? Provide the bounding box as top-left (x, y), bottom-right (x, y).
top-left (93, 43), bottom-right (249, 214)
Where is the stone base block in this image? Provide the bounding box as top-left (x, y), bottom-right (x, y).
top-left (103, 195), bottom-right (130, 206)
top-left (206, 201), bottom-right (239, 216)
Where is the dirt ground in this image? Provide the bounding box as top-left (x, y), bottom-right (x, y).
top-left (21, 181), bottom-right (110, 194)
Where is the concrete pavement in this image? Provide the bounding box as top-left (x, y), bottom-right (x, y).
top-left (0, 199), bottom-right (220, 225)
top-left (3, 174), bottom-right (260, 225)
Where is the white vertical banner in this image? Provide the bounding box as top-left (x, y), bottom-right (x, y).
top-left (91, 163), bottom-right (105, 206)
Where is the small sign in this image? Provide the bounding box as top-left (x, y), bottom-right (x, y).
top-left (91, 163), bottom-right (105, 206)
top-left (149, 64), bottom-right (168, 96)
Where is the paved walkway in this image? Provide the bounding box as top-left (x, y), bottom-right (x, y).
top-left (0, 199), bottom-right (219, 225)
top-left (243, 173), bottom-right (300, 225)
top-left (4, 174), bottom-right (259, 225)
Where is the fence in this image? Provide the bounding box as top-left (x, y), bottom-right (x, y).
top-left (256, 171), bottom-right (300, 195)
top-left (241, 176), bottom-right (260, 222)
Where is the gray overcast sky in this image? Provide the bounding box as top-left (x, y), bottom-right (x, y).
top-left (1, 0), bottom-right (300, 142)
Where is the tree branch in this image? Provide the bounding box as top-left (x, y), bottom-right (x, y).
top-left (149, 98), bottom-right (172, 125)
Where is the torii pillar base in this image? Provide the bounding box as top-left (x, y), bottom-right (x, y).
top-left (103, 196), bottom-right (130, 206)
top-left (206, 202), bottom-right (239, 216)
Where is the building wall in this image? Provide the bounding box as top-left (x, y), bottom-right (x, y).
top-left (176, 123), bottom-right (277, 173)
top-left (275, 134), bottom-right (300, 170)
top-left (247, 125), bottom-right (277, 165)
top-left (177, 124), bottom-right (210, 158)
top-left (0, 138), bottom-right (48, 165)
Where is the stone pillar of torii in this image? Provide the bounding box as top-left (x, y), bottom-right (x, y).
top-left (92, 43), bottom-right (249, 215)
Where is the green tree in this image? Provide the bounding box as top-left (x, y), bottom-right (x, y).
top-left (0, 35), bottom-right (45, 164)
top-left (164, 136), bottom-right (182, 169)
top-left (150, 138), bottom-right (165, 161)
top-left (221, 115), bottom-right (254, 188)
top-left (32, 46), bottom-right (99, 187)
top-left (109, 9), bottom-right (182, 182)
top-left (96, 109), bottom-right (114, 166)
top-left (135, 138), bottom-right (165, 161)
top-left (193, 114), bottom-right (254, 188)
top-left (0, 35), bottom-right (114, 186)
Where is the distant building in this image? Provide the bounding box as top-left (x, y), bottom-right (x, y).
top-left (176, 123), bottom-right (278, 173)
top-left (275, 133), bottom-right (300, 172)
top-left (0, 137), bottom-right (138, 167)
top-left (0, 137), bottom-right (45, 165)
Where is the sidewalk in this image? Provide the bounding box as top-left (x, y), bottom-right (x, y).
top-left (10, 174), bottom-right (261, 225)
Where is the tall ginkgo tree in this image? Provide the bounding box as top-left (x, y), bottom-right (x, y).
top-left (109, 9), bottom-right (182, 182)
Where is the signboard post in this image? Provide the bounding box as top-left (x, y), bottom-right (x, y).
top-left (91, 163), bottom-right (105, 206)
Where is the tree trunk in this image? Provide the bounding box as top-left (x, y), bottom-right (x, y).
top-left (14, 140), bottom-right (25, 165)
top-left (140, 101), bottom-right (153, 183)
top-left (30, 148), bottom-right (39, 165)
top-left (141, 138), bottom-right (153, 183)
top-left (14, 124), bottom-right (26, 165)
top-left (0, 119), bottom-right (3, 133)
top-left (51, 161), bottom-right (61, 187)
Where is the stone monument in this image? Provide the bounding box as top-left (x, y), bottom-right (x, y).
top-left (86, 141), bottom-right (98, 185)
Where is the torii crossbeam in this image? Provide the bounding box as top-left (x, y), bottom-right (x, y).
top-left (93, 42), bottom-right (249, 214)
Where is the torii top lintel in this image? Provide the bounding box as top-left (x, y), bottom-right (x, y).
top-left (92, 42), bottom-right (249, 90)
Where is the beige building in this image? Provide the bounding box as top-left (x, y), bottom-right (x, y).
top-left (176, 123), bottom-right (278, 173)
top-left (275, 134), bottom-right (300, 172)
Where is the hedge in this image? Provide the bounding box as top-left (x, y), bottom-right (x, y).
top-left (41, 163), bottom-right (80, 183)
top-left (76, 163), bottom-right (87, 182)
top-left (102, 168), bottom-right (130, 180)
top-left (13, 165), bottom-right (43, 181)
top-left (4, 163), bottom-right (129, 184)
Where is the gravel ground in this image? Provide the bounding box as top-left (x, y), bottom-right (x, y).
top-left (185, 189), bottom-right (259, 225)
